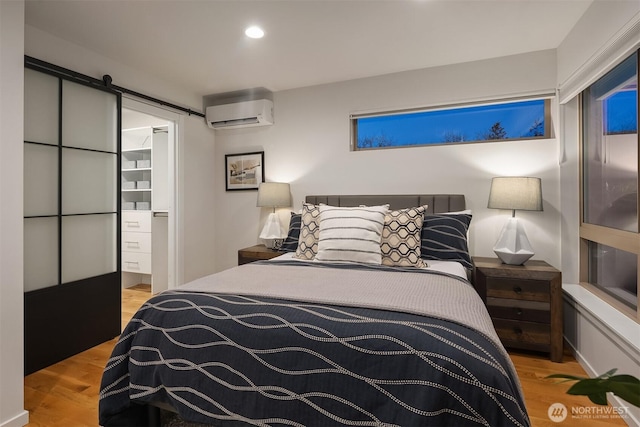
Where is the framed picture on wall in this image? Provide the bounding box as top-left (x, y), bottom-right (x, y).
top-left (225, 151), bottom-right (265, 191)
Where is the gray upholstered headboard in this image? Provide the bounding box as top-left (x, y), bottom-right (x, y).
top-left (304, 194), bottom-right (465, 213)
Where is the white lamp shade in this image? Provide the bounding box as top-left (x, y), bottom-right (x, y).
top-left (487, 177), bottom-right (543, 212)
top-left (257, 182), bottom-right (291, 208)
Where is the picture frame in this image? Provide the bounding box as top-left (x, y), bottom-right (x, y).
top-left (225, 151), bottom-right (265, 191)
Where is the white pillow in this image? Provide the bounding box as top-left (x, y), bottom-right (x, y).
top-left (443, 209), bottom-right (472, 215)
top-left (315, 205), bottom-right (388, 264)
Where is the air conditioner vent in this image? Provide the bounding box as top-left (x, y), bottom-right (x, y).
top-left (206, 99), bottom-right (273, 130)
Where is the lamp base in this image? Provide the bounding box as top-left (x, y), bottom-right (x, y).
top-left (262, 238), bottom-right (284, 250)
top-left (260, 212), bottom-right (284, 250)
top-left (493, 217), bottom-right (534, 265)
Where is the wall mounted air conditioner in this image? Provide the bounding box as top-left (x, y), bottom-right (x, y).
top-left (206, 99), bottom-right (274, 129)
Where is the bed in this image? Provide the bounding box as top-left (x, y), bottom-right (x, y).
top-left (99, 194), bottom-right (530, 427)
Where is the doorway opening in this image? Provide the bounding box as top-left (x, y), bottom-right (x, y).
top-left (121, 100), bottom-right (180, 295)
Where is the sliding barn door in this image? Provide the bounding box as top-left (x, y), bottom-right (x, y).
top-left (23, 64), bottom-right (121, 374)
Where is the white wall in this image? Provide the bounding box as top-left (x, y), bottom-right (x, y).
top-left (0, 2), bottom-right (30, 426)
top-left (559, 97), bottom-right (581, 284)
top-left (182, 116), bottom-right (217, 283)
top-left (213, 50), bottom-right (561, 272)
top-left (557, 0), bottom-right (640, 90)
top-left (25, 25), bottom-right (202, 111)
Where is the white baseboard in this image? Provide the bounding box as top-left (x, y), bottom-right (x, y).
top-left (0, 411), bottom-right (29, 427)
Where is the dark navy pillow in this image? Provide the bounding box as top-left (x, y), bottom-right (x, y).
top-left (280, 212), bottom-right (301, 252)
top-left (420, 213), bottom-right (473, 269)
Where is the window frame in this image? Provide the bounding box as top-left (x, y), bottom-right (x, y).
top-left (578, 49), bottom-right (640, 322)
top-left (350, 96), bottom-right (553, 151)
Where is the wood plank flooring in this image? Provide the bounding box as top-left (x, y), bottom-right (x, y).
top-left (24, 285), bottom-right (629, 426)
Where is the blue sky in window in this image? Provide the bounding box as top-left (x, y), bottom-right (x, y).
top-left (357, 100), bottom-right (546, 148)
top-left (605, 89), bottom-right (637, 134)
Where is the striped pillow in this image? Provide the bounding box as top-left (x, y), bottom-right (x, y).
top-left (280, 212), bottom-right (301, 252)
top-left (315, 205), bottom-right (388, 264)
top-left (420, 213), bottom-right (473, 269)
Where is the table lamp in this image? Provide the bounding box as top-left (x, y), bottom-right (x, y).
top-left (487, 177), bottom-right (543, 265)
top-left (257, 182), bottom-right (291, 249)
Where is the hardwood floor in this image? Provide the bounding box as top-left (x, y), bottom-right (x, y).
top-left (24, 285), bottom-right (628, 426)
top-left (24, 284), bottom-right (151, 427)
top-left (509, 350), bottom-right (628, 426)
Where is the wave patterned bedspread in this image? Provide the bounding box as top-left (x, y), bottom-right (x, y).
top-left (99, 261), bottom-right (530, 426)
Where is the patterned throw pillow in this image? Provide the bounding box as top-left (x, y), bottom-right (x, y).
top-left (280, 212), bottom-right (301, 252)
top-left (315, 205), bottom-right (388, 264)
top-left (381, 206), bottom-right (427, 268)
top-left (294, 203), bottom-right (321, 260)
top-left (420, 213), bottom-right (473, 269)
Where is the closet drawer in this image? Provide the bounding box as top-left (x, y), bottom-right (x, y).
top-left (122, 211), bottom-right (152, 233)
top-left (122, 232), bottom-right (152, 253)
top-left (122, 252), bottom-right (152, 274)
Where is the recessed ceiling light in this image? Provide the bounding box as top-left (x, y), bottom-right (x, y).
top-left (245, 26), bottom-right (264, 39)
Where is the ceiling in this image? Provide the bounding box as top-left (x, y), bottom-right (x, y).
top-left (25, 0), bottom-right (593, 98)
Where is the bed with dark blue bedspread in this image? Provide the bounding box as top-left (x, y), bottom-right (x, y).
top-left (99, 260), bottom-right (530, 427)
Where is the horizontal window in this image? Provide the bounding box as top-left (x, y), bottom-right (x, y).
top-left (351, 98), bottom-right (551, 150)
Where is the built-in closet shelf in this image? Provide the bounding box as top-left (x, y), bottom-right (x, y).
top-left (121, 124), bottom-right (169, 295)
top-left (122, 126), bottom-right (159, 212)
top-left (123, 147), bottom-right (151, 152)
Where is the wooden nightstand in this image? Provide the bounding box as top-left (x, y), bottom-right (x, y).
top-left (473, 257), bottom-right (563, 363)
top-left (238, 244), bottom-right (285, 265)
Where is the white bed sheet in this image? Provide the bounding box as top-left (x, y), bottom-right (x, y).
top-left (269, 252), bottom-right (468, 280)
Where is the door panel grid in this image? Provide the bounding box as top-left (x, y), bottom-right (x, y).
top-left (23, 63), bottom-right (121, 375)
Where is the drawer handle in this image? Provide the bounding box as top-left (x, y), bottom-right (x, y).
top-left (125, 241), bottom-right (140, 246)
top-left (513, 327), bottom-right (523, 335)
top-left (513, 286), bottom-right (522, 294)
top-left (125, 221), bottom-right (140, 226)
top-left (125, 261), bottom-right (139, 265)
top-left (515, 308), bottom-right (523, 316)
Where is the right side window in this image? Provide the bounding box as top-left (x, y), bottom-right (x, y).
top-left (581, 50), bottom-right (639, 318)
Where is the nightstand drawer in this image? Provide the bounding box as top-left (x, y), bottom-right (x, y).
top-left (487, 298), bottom-right (550, 323)
top-left (486, 277), bottom-right (550, 302)
top-left (493, 319), bottom-right (550, 347)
